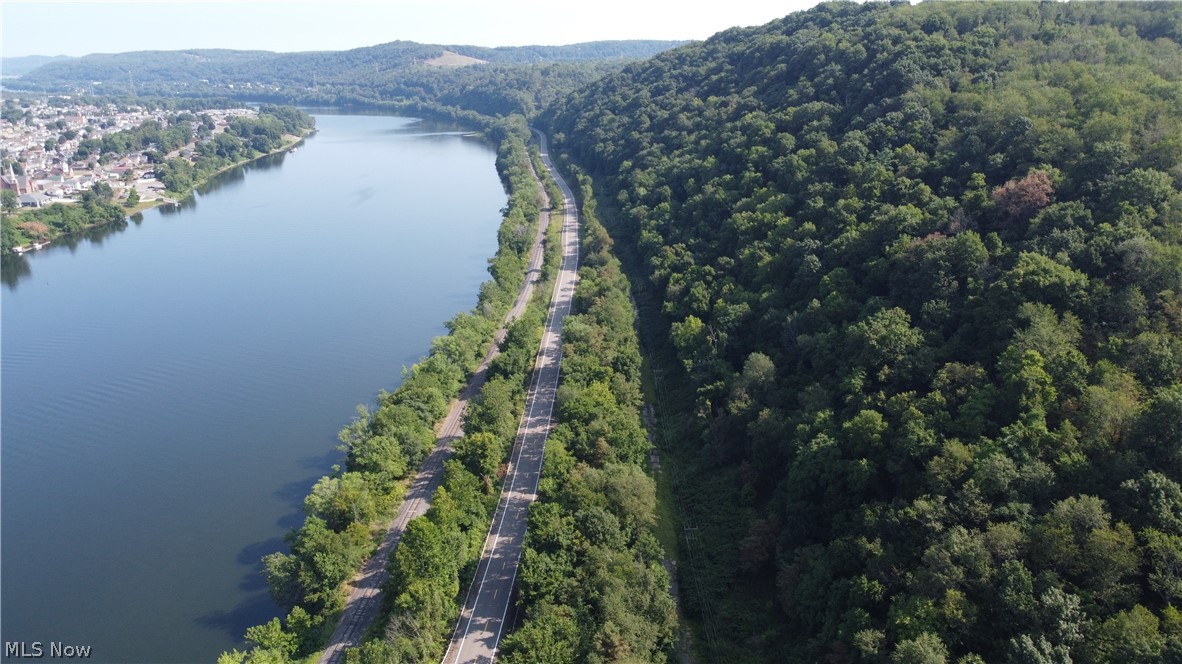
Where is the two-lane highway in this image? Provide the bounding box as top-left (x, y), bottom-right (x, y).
top-left (441, 130), bottom-right (580, 664)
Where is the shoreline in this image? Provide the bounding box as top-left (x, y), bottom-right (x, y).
top-left (3, 129), bottom-right (314, 257)
top-left (138, 129), bottom-right (314, 211)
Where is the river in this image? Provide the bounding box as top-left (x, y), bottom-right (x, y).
top-left (1, 113), bottom-right (506, 662)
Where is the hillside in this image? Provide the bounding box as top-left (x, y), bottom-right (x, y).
top-left (6, 40), bottom-right (684, 118)
top-left (548, 1), bottom-right (1182, 661)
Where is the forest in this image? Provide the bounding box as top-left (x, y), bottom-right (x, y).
top-left (12, 1), bottom-right (1181, 660)
top-left (7, 41), bottom-right (682, 120)
top-left (546, 1), bottom-right (1182, 661)
top-left (11, 40), bottom-right (683, 90)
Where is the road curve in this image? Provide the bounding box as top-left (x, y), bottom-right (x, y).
top-left (316, 152), bottom-right (555, 664)
top-left (441, 130), bottom-right (579, 664)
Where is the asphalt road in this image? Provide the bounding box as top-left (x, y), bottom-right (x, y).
top-left (316, 152), bottom-right (555, 664)
top-left (441, 130), bottom-right (579, 664)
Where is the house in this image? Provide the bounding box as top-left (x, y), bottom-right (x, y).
top-left (18, 192), bottom-right (50, 208)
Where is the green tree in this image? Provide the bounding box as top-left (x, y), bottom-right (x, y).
top-left (499, 602), bottom-right (580, 663)
top-left (262, 551), bottom-right (301, 608)
top-left (88, 181), bottom-right (114, 202)
top-left (1087, 605), bottom-right (1166, 663)
top-left (453, 431), bottom-right (505, 482)
top-left (392, 517), bottom-right (455, 591)
top-left (465, 376), bottom-right (521, 443)
top-left (304, 472), bottom-right (382, 529)
top-left (244, 617), bottom-right (297, 657)
top-left (1032, 495), bottom-right (1138, 603)
top-left (892, 632), bottom-right (949, 664)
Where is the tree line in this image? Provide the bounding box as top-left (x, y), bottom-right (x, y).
top-left (346, 139), bottom-right (560, 664)
top-left (13, 41), bottom-right (682, 92)
top-left (154, 105), bottom-right (315, 196)
top-left (218, 118), bottom-right (549, 663)
top-left (1, 185), bottom-right (127, 252)
top-left (10, 42), bottom-right (682, 122)
top-left (499, 170), bottom-right (678, 663)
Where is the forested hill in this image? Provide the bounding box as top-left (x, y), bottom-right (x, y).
top-left (548, 1), bottom-right (1182, 661)
top-left (8, 40), bottom-right (684, 117)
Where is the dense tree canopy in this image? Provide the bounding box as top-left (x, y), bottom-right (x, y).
top-left (502, 174), bottom-right (676, 664)
top-left (548, 1), bottom-right (1182, 661)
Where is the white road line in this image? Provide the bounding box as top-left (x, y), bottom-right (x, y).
top-left (444, 130), bottom-right (580, 664)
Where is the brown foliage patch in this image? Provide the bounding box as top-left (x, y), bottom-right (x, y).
top-left (992, 170), bottom-right (1054, 223)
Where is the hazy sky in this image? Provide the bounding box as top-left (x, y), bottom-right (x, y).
top-left (2, 0), bottom-right (826, 58)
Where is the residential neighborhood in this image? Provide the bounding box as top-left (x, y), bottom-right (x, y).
top-left (1, 97), bottom-right (258, 208)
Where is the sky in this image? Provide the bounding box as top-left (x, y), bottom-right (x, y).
top-left (2, 0), bottom-right (826, 59)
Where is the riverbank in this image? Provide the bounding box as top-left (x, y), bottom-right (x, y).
top-left (1, 112), bottom-right (510, 660)
top-left (2, 131), bottom-right (310, 256)
top-left (135, 129), bottom-right (312, 207)
top-left (3, 106), bottom-right (315, 257)
top-left (219, 118), bottom-right (549, 663)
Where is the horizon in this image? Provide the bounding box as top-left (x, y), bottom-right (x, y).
top-left (1, 0), bottom-right (823, 60)
top-left (2, 37), bottom-right (690, 61)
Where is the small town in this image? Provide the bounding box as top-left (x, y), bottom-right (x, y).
top-left (1, 97), bottom-right (258, 211)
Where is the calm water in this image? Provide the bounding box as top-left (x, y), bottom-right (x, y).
top-left (1, 114), bottom-right (505, 662)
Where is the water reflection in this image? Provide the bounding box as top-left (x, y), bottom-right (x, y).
top-left (2, 218), bottom-right (131, 288)
top-left (1, 253), bottom-right (31, 287)
top-left (1, 113), bottom-right (505, 662)
top-left (200, 445), bottom-right (339, 640)
top-left (2, 148), bottom-right (298, 287)
top-left (300, 108), bottom-right (483, 142)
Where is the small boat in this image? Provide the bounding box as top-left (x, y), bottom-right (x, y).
top-left (31, 240), bottom-right (50, 250)
top-left (12, 245), bottom-right (29, 254)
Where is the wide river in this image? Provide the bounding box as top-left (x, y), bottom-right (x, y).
top-left (1, 113), bottom-right (506, 662)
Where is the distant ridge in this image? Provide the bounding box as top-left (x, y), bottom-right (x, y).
top-left (1, 55), bottom-right (73, 77)
top-left (7, 39), bottom-right (685, 91)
